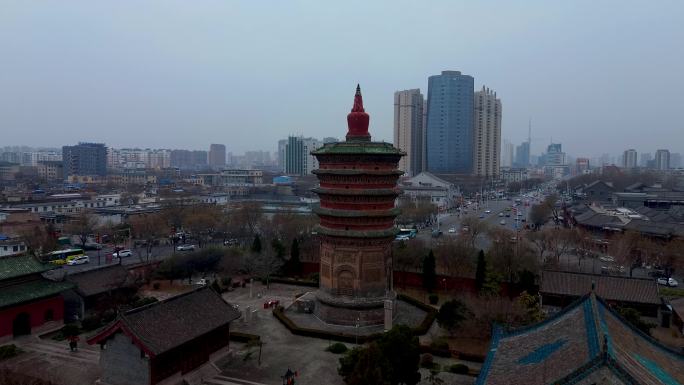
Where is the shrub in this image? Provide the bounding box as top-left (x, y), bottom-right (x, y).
top-left (221, 276), bottom-right (232, 287)
top-left (0, 345), bottom-right (20, 360)
top-left (210, 280), bottom-right (222, 294)
top-left (430, 338), bottom-right (450, 352)
top-left (80, 315), bottom-right (102, 331)
top-left (428, 294), bottom-right (439, 305)
top-left (449, 363), bottom-right (469, 374)
top-left (420, 353), bottom-right (434, 368)
top-left (326, 342), bottom-right (348, 354)
top-left (152, 282), bottom-right (160, 290)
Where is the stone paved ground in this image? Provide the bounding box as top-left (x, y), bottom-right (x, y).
top-left (1, 335), bottom-right (101, 385)
top-left (217, 282), bottom-right (479, 385)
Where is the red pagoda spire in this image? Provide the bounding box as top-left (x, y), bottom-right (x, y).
top-left (346, 84), bottom-right (371, 142)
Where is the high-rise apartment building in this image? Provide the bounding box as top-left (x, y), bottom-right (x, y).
top-left (622, 149), bottom-right (637, 169)
top-left (393, 89), bottom-right (425, 176)
top-left (277, 139), bottom-right (288, 172)
top-left (655, 149), bottom-right (670, 170)
top-left (502, 140), bottom-right (514, 168)
top-left (62, 143), bottom-right (107, 178)
top-left (671, 153), bottom-right (682, 169)
top-left (472, 86), bottom-right (501, 177)
top-left (169, 150), bottom-right (208, 170)
top-left (284, 136), bottom-right (322, 175)
top-left (426, 71), bottom-right (474, 174)
top-left (208, 144), bottom-right (226, 168)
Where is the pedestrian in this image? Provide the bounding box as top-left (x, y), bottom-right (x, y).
top-left (68, 335), bottom-right (80, 352)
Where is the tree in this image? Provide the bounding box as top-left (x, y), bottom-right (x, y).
top-left (433, 236), bottom-right (474, 277)
top-left (516, 291), bottom-right (543, 324)
top-left (65, 211), bottom-right (99, 247)
top-left (422, 250), bottom-right (437, 293)
top-left (341, 344), bottom-right (388, 385)
top-left (377, 325), bottom-right (421, 385)
top-left (251, 234), bottom-right (262, 254)
top-left (436, 299), bottom-right (470, 334)
top-left (526, 229), bottom-right (552, 263)
top-left (609, 231), bottom-right (643, 277)
top-left (271, 238), bottom-right (286, 260)
top-left (617, 307), bottom-right (656, 336)
top-left (529, 203), bottom-right (551, 228)
top-left (184, 205), bottom-right (220, 248)
top-left (242, 249), bottom-right (283, 288)
top-left (128, 213), bottom-right (166, 261)
top-left (475, 250), bottom-right (486, 292)
top-left (547, 228), bottom-right (578, 265)
top-left (461, 216), bottom-right (489, 249)
top-left (16, 224), bottom-right (57, 257)
top-left (286, 238), bottom-right (302, 276)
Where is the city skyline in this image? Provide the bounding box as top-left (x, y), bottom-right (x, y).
top-left (2, 2), bottom-right (683, 156)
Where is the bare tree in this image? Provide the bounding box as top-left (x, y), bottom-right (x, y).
top-left (184, 205), bottom-right (221, 248)
top-left (609, 231), bottom-right (642, 277)
top-left (547, 228), bottom-right (578, 266)
top-left (433, 236), bottom-right (475, 277)
top-left (461, 216), bottom-right (489, 250)
top-left (526, 228), bottom-right (552, 264)
top-left (65, 211), bottom-right (99, 248)
top-left (16, 224), bottom-right (57, 257)
top-left (128, 213), bottom-right (167, 261)
top-left (242, 249), bottom-right (283, 289)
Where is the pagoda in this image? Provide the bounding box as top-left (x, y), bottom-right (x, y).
top-left (311, 85), bottom-right (404, 326)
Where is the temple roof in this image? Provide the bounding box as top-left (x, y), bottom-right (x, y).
top-left (311, 140), bottom-right (404, 156)
top-left (541, 270), bottom-right (660, 305)
top-left (66, 264), bottom-right (134, 297)
top-left (476, 294), bottom-right (684, 385)
top-left (0, 254), bottom-right (53, 281)
top-left (0, 278), bottom-right (74, 309)
top-left (87, 286), bottom-right (240, 357)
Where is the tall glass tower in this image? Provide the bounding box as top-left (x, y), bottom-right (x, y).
top-left (426, 71), bottom-right (474, 174)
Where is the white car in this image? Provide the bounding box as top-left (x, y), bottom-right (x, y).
top-left (395, 235), bottom-right (410, 241)
top-left (114, 249), bottom-right (133, 258)
top-left (499, 219), bottom-right (506, 226)
top-left (656, 277), bottom-right (679, 287)
top-left (599, 256), bottom-right (615, 263)
top-left (67, 255), bottom-right (89, 265)
top-left (177, 244), bottom-right (196, 251)
top-left (448, 227), bottom-right (457, 233)
top-left (484, 210), bottom-right (492, 214)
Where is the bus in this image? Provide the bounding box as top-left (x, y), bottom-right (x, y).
top-left (397, 228), bottom-right (418, 238)
top-left (43, 248), bottom-right (86, 265)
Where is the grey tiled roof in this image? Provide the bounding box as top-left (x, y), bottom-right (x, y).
top-left (540, 270), bottom-right (660, 305)
top-left (66, 264), bottom-right (134, 297)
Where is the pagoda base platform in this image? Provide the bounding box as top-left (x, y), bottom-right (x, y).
top-left (314, 290), bottom-right (394, 327)
top-left (284, 291), bottom-right (429, 336)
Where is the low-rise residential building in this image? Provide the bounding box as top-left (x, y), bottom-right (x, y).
top-left (198, 169), bottom-right (264, 186)
top-left (500, 167), bottom-right (529, 183)
top-left (37, 160), bottom-right (64, 181)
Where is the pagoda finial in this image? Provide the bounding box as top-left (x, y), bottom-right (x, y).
top-left (346, 84), bottom-right (370, 141)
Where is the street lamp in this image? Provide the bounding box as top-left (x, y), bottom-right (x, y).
top-left (355, 317), bottom-right (360, 346)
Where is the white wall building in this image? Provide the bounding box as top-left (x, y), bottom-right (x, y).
top-left (400, 172), bottom-right (460, 211)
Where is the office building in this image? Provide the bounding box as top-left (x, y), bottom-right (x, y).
top-left (655, 149), bottom-right (670, 170)
top-left (426, 71), bottom-right (474, 174)
top-left (622, 149), bottom-right (637, 169)
top-left (284, 136), bottom-right (321, 176)
top-left (62, 143), bottom-right (107, 178)
top-left (393, 89), bottom-right (425, 176)
top-left (544, 143), bottom-right (568, 179)
top-left (208, 144), bottom-right (226, 168)
top-left (515, 141), bottom-right (530, 168)
top-left (670, 153), bottom-right (682, 169)
top-left (472, 86), bottom-right (502, 178)
top-left (170, 150), bottom-right (208, 170)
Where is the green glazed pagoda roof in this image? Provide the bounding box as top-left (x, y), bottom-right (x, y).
top-left (0, 254), bottom-right (54, 281)
top-left (311, 141), bottom-right (405, 156)
top-left (0, 278), bottom-right (74, 309)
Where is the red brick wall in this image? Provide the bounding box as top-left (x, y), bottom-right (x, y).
top-left (0, 295), bottom-right (64, 338)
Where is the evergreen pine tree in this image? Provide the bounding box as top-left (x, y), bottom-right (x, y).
top-left (423, 250), bottom-right (437, 293)
top-left (251, 234), bottom-right (262, 253)
top-left (475, 250), bottom-right (486, 292)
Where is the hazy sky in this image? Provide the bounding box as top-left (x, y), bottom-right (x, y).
top-left (2, 1), bottom-right (683, 157)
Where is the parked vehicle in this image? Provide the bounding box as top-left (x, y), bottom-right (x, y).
top-left (67, 255), bottom-right (90, 266)
top-left (42, 248), bottom-right (86, 265)
top-left (599, 256), bottom-right (615, 263)
top-left (177, 244), bottom-right (196, 251)
top-left (223, 238), bottom-right (239, 246)
top-left (448, 227), bottom-right (457, 233)
top-left (499, 219), bottom-right (506, 225)
top-left (431, 229), bottom-right (442, 238)
top-left (656, 277), bottom-right (679, 287)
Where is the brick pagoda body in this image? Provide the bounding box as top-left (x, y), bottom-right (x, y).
top-left (311, 85), bottom-right (404, 326)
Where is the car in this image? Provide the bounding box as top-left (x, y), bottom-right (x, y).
top-left (499, 219), bottom-right (506, 225)
top-left (431, 229), bottom-right (442, 238)
top-left (395, 235), bottom-right (410, 241)
top-left (656, 277), bottom-right (679, 287)
top-left (177, 244), bottom-right (196, 251)
top-left (599, 256), bottom-right (615, 263)
top-left (448, 227), bottom-right (457, 233)
top-left (196, 278), bottom-right (208, 286)
top-left (113, 249), bottom-right (133, 258)
top-left (505, 213), bottom-right (511, 217)
top-left (648, 271), bottom-right (667, 279)
top-left (67, 255), bottom-right (90, 265)
top-left (485, 210), bottom-right (492, 214)
top-left (479, 214), bottom-right (485, 219)
top-left (223, 238), bottom-right (239, 246)
top-left (498, 212), bottom-right (504, 217)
